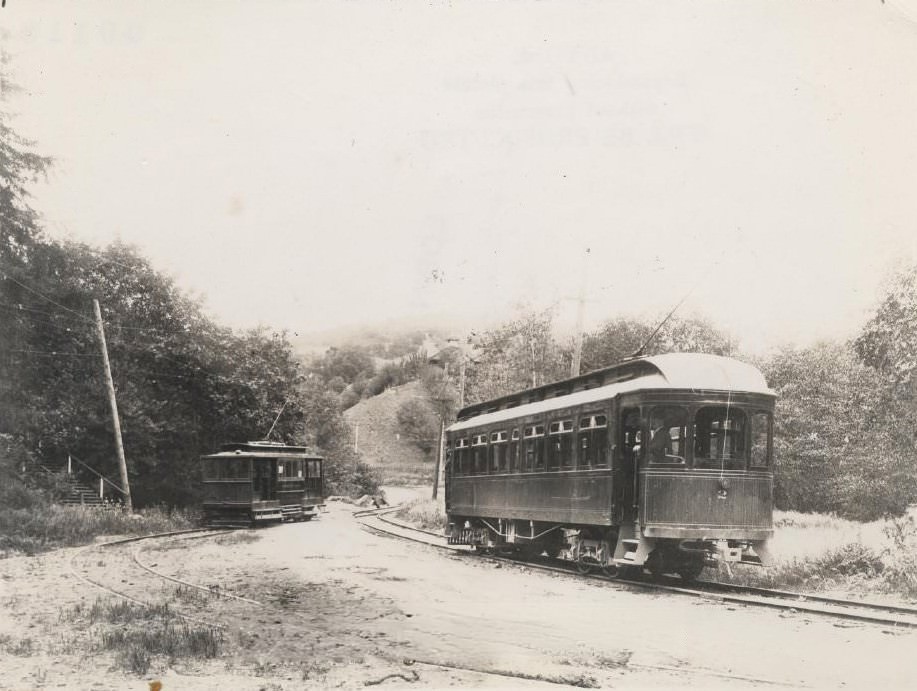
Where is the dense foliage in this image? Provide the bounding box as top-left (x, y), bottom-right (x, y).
top-left (0, 65), bottom-right (377, 505)
top-left (3, 52), bottom-right (917, 522)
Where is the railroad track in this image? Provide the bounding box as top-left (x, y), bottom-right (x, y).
top-left (67, 528), bottom-right (258, 628)
top-left (355, 508), bottom-right (917, 631)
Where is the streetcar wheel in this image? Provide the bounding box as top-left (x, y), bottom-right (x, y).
top-left (617, 565), bottom-right (642, 579)
top-left (575, 560), bottom-right (594, 575)
top-left (516, 543), bottom-right (542, 560)
top-left (677, 560), bottom-right (704, 583)
top-left (544, 546), bottom-right (562, 560)
top-left (645, 550), bottom-right (667, 580)
top-left (600, 564), bottom-right (619, 579)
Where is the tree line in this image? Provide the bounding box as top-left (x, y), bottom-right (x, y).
top-left (0, 66), bottom-right (377, 505)
top-left (315, 296), bottom-right (917, 522)
top-left (4, 54), bottom-right (916, 520)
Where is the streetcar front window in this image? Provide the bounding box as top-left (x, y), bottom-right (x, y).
top-left (648, 406), bottom-right (687, 465)
top-left (750, 411), bottom-right (772, 467)
top-left (694, 406), bottom-right (747, 469)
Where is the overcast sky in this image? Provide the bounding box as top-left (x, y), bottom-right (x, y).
top-left (4, 0), bottom-right (917, 352)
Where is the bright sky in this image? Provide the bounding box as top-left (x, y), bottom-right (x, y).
top-left (4, 0), bottom-right (917, 352)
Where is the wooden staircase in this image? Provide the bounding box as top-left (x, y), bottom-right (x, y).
top-left (23, 460), bottom-right (108, 507)
top-left (58, 474), bottom-right (104, 507)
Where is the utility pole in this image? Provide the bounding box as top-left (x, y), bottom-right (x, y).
top-left (459, 359), bottom-right (466, 409)
top-left (432, 417), bottom-right (445, 500)
top-left (529, 337), bottom-right (537, 388)
top-left (93, 299), bottom-right (132, 513)
top-left (570, 248), bottom-right (590, 377)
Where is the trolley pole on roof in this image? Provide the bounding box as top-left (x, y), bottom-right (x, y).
top-left (93, 299), bottom-right (133, 513)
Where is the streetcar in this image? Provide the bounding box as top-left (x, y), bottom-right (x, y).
top-left (444, 353), bottom-right (774, 580)
top-left (201, 441), bottom-right (324, 527)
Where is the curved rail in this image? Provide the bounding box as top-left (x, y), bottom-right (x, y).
top-left (356, 511), bottom-right (917, 630)
top-left (67, 528), bottom-right (247, 628)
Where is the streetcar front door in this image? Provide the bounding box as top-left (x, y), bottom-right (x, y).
top-left (617, 407), bottom-right (642, 523)
top-left (253, 460), bottom-right (278, 501)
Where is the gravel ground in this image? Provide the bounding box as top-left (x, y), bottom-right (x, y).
top-left (1, 496), bottom-right (917, 690)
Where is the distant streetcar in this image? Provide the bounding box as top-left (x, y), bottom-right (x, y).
top-left (201, 441), bottom-right (324, 527)
top-left (444, 353), bottom-right (774, 580)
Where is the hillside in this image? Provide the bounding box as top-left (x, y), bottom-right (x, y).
top-left (343, 381), bottom-right (434, 487)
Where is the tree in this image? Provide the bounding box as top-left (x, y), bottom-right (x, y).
top-left (0, 51), bottom-right (52, 266)
top-left (396, 399), bottom-right (440, 455)
top-left (310, 346), bottom-right (375, 385)
top-left (0, 53), bottom-right (378, 505)
top-left (758, 342), bottom-right (916, 519)
top-left (463, 308), bottom-right (567, 404)
top-left (579, 314), bottom-right (736, 373)
top-left (298, 377), bottom-right (379, 496)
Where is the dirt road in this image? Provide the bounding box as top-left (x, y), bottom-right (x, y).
top-left (2, 500), bottom-right (917, 690)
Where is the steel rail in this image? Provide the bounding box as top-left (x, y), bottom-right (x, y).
top-left (131, 534), bottom-right (263, 605)
top-left (356, 514), bottom-right (799, 688)
top-left (691, 579), bottom-right (917, 618)
top-left (67, 528), bottom-right (243, 628)
top-left (356, 511), bottom-right (917, 630)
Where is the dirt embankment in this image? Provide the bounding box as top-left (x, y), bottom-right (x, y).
top-left (344, 381), bottom-right (433, 485)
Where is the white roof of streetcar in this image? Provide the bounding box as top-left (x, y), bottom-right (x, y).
top-left (448, 353), bottom-right (773, 434)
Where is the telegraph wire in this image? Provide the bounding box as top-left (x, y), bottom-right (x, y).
top-left (0, 300), bottom-right (92, 323)
top-left (0, 304), bottom-right (95, 333)
top-left (0, 347), bottom-right (98, 358)
top-left (0, 270), bottom-right (94, 323)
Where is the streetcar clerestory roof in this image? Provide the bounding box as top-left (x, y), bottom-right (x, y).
top-left (448, 353), bottom-right (773, 434)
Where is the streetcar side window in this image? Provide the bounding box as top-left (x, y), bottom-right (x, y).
top-left (548, 420), bottom-right (573, 469)
top-left (472, 434), bottom-right (488, 474)
top-left (491, 431), bottom-right (508, 472)
top-left (694, 407), bottom-right (748, 469)
top-left (750, 412), bottom-right (772, 467)
top-left (508, 429), bottom-right (520, 472)
top-left (455, 438), bottom-right (470, 475)
top-left (648, 406), bottom-right (687, 465)
top-left (524, 424), bottom-right (546, 471)
top-left (578, 413), bottom-right (608, 468)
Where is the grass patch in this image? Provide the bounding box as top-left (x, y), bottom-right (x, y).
top-left (714, 542), bottom-right (884, 591)
top-left (880, 514), bottom-right (917, 598)
top-left (64, 597), bottom-right (223, 676)
top-left (0, 634), bottom-right (36, 657)
top-left (0, 504), bottom-right (197, 557)
top-left (212, 531), bottom-right (260, 546)
top-left (712, 508), bottom-right (917, 600)
top-left (393, 497), bottom-right (446, 532)
top-left (99, 622), bottom-right (222, 675)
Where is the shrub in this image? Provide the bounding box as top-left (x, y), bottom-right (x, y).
top-left (713, 542), bottom-right (884, 591)
top-left (881, 514), bottom-right (917, 598)
top-left (394, 497), bottom-right (446, 532)
top-left (396, 399), bottom-right (439, 455)
top-left (0, 504), bottom-right (197, 556)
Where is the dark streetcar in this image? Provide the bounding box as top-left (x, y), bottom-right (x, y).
top-left (444, 353), bottom-right (774, 580)
top-left (201, 441), bottom-right (324, 527)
